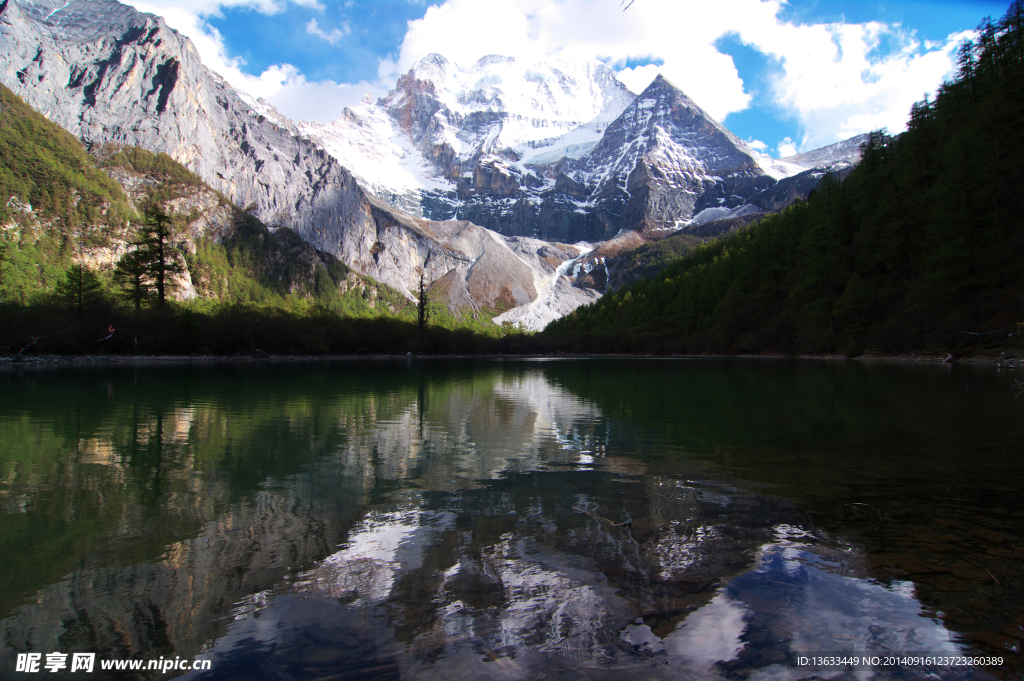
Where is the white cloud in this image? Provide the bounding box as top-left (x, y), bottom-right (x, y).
top-left (736, 19), bottom-right (969, 149)
top-left (271, 77), bottom-right (389, 121)
top-left (746, 138), bottom-right (767, 151)
top-left (614, 64), bottom-right (661, 95)
top-left (777, 137), bottom-right (797, 157)
top-left (385, 0), bottom-right (967, 148)
top-left (380, 0), bottom-right (753, 122)
top-left (126, 0), bottom-right (970, 144)
top-left (305, 18), bottom-right (350, 45)
top-left (126, 1), bottom-right (305, 100)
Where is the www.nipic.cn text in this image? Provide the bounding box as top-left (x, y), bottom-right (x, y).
top-left (15, 653), bottom-right (212, 674)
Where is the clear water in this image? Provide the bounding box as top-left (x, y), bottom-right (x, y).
top-left (0, 358), bottom-right (1021, 680)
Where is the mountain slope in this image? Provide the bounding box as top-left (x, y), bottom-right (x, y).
top-left (0, 0), bottom-right (596, 321)
top-left (542, 3), bottom-right (1024, 355)
top-left (1, 0), bottom-right (876, 332)
top-left (0, 81), bottom-right (407, 315)
top-left (781, 133), bottom-right (870, 168)
top-left (572, 74), bottom-right (784, 236)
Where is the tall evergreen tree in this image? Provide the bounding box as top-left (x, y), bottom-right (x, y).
top-left (113, 249), bottom-right (154, 311)
top-left (55, 263), bottom-right (104, 316)
top-left (137, 205), bottom-right (183, 307)
top-left (418, 272), bottom-right (429, 332)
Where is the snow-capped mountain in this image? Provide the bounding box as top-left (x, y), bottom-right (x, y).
top-left (0, 0), bottom-right (599, 324)
top-left (1, 0), bottom-right (868, 331)
top-left (299, 54), bottom-right (636, 232)
top-left (568, 74), bottom-right (800, 235)
top-left (381, 54), bottom-right (634, 163)
top-left (301, 57), bottom-right (807, 244)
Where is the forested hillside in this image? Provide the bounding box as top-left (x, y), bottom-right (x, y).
top-left (0, 84), bottom-right (518, 355)
top-left (544, 2), bottom-right (1024, 357)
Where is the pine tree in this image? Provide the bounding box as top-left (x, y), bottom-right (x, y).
top-left (418, 272), bottom-right (429, 332)
top-left (0, 239), bottom-right (7, 289)
top-left (113, 249), bottom-right (153, 310)
top-left (136, 204), bottom-right (183, 307)
top-left (55, 263), bottom-right (104, 316)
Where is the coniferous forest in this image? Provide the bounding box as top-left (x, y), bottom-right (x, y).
top-left (543, 2), bottom-right (1024, 357)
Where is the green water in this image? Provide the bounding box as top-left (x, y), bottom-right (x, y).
top-left (0, 359), bottom-right (1021, 680)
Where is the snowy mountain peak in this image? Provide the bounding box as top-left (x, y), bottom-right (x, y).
top-left (406, 52), bottom-right (453, 85)
top-left (636, 74), bottom-right (696, 108)
top-left (382, 54), bottom-right (634, 122)
top-left (624, 75), bottom-right (800, 181)
top-left (328, 55), bottom-right (636, 195)
top-left (639, 73), bottom-right (675, 95)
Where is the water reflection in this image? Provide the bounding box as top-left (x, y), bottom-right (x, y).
top-left (0, 360), bottom-right (1020, 679)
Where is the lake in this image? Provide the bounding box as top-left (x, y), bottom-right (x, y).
top-left (1, 358), bottom-right (1021, 680)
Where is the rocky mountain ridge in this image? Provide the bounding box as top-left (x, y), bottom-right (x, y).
top-left (0, 0), bottom-right (602, 327)
top-left (1, 0), bottom-right (867, 331)
top-left (302, 55), bottom-right (820, 246)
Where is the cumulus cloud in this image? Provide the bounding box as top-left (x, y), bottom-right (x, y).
top-left (777, 137), bottom-right (797, 157)
top-left (612, 63), bottom-right (661, 96)
top-left (305, 18), bottom-right (350, 45)
top-left (378, 0), bottom-right (753, 121)
top-left (273, 77), bottom-right (389, 122)
top-left (126, 0), bottom-right (970, 146)
top-left (746, 138), bottom-right (768, 152)
top-left (384, 0), bottom-right (967, 149)
top-left (735, 19), bottom-right (970, 149)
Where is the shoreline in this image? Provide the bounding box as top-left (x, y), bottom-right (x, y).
top-left (1, 350), bottom-right (1019, 366)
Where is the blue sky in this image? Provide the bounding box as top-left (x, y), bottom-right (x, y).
top-left (205, 1), bottom-right (445, 85)
top-left (715, 0), bottom-right (1006, 152)
top-left (128, 0), bottom-right (1008, 156)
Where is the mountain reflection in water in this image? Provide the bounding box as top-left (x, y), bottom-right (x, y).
top-left (0, 359), bottom-right (1020, 680)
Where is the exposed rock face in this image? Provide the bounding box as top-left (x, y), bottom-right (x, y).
top-left (0, 0), bottom-right (594, 317)
top-left (337, 194), bottom-right (584, 315)
top-left (0, 0), bottom-right (869, 327)
top-left (98, 161), bottom-right (373, 304)
top-left (1, 0), bottom-right (346, 235)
